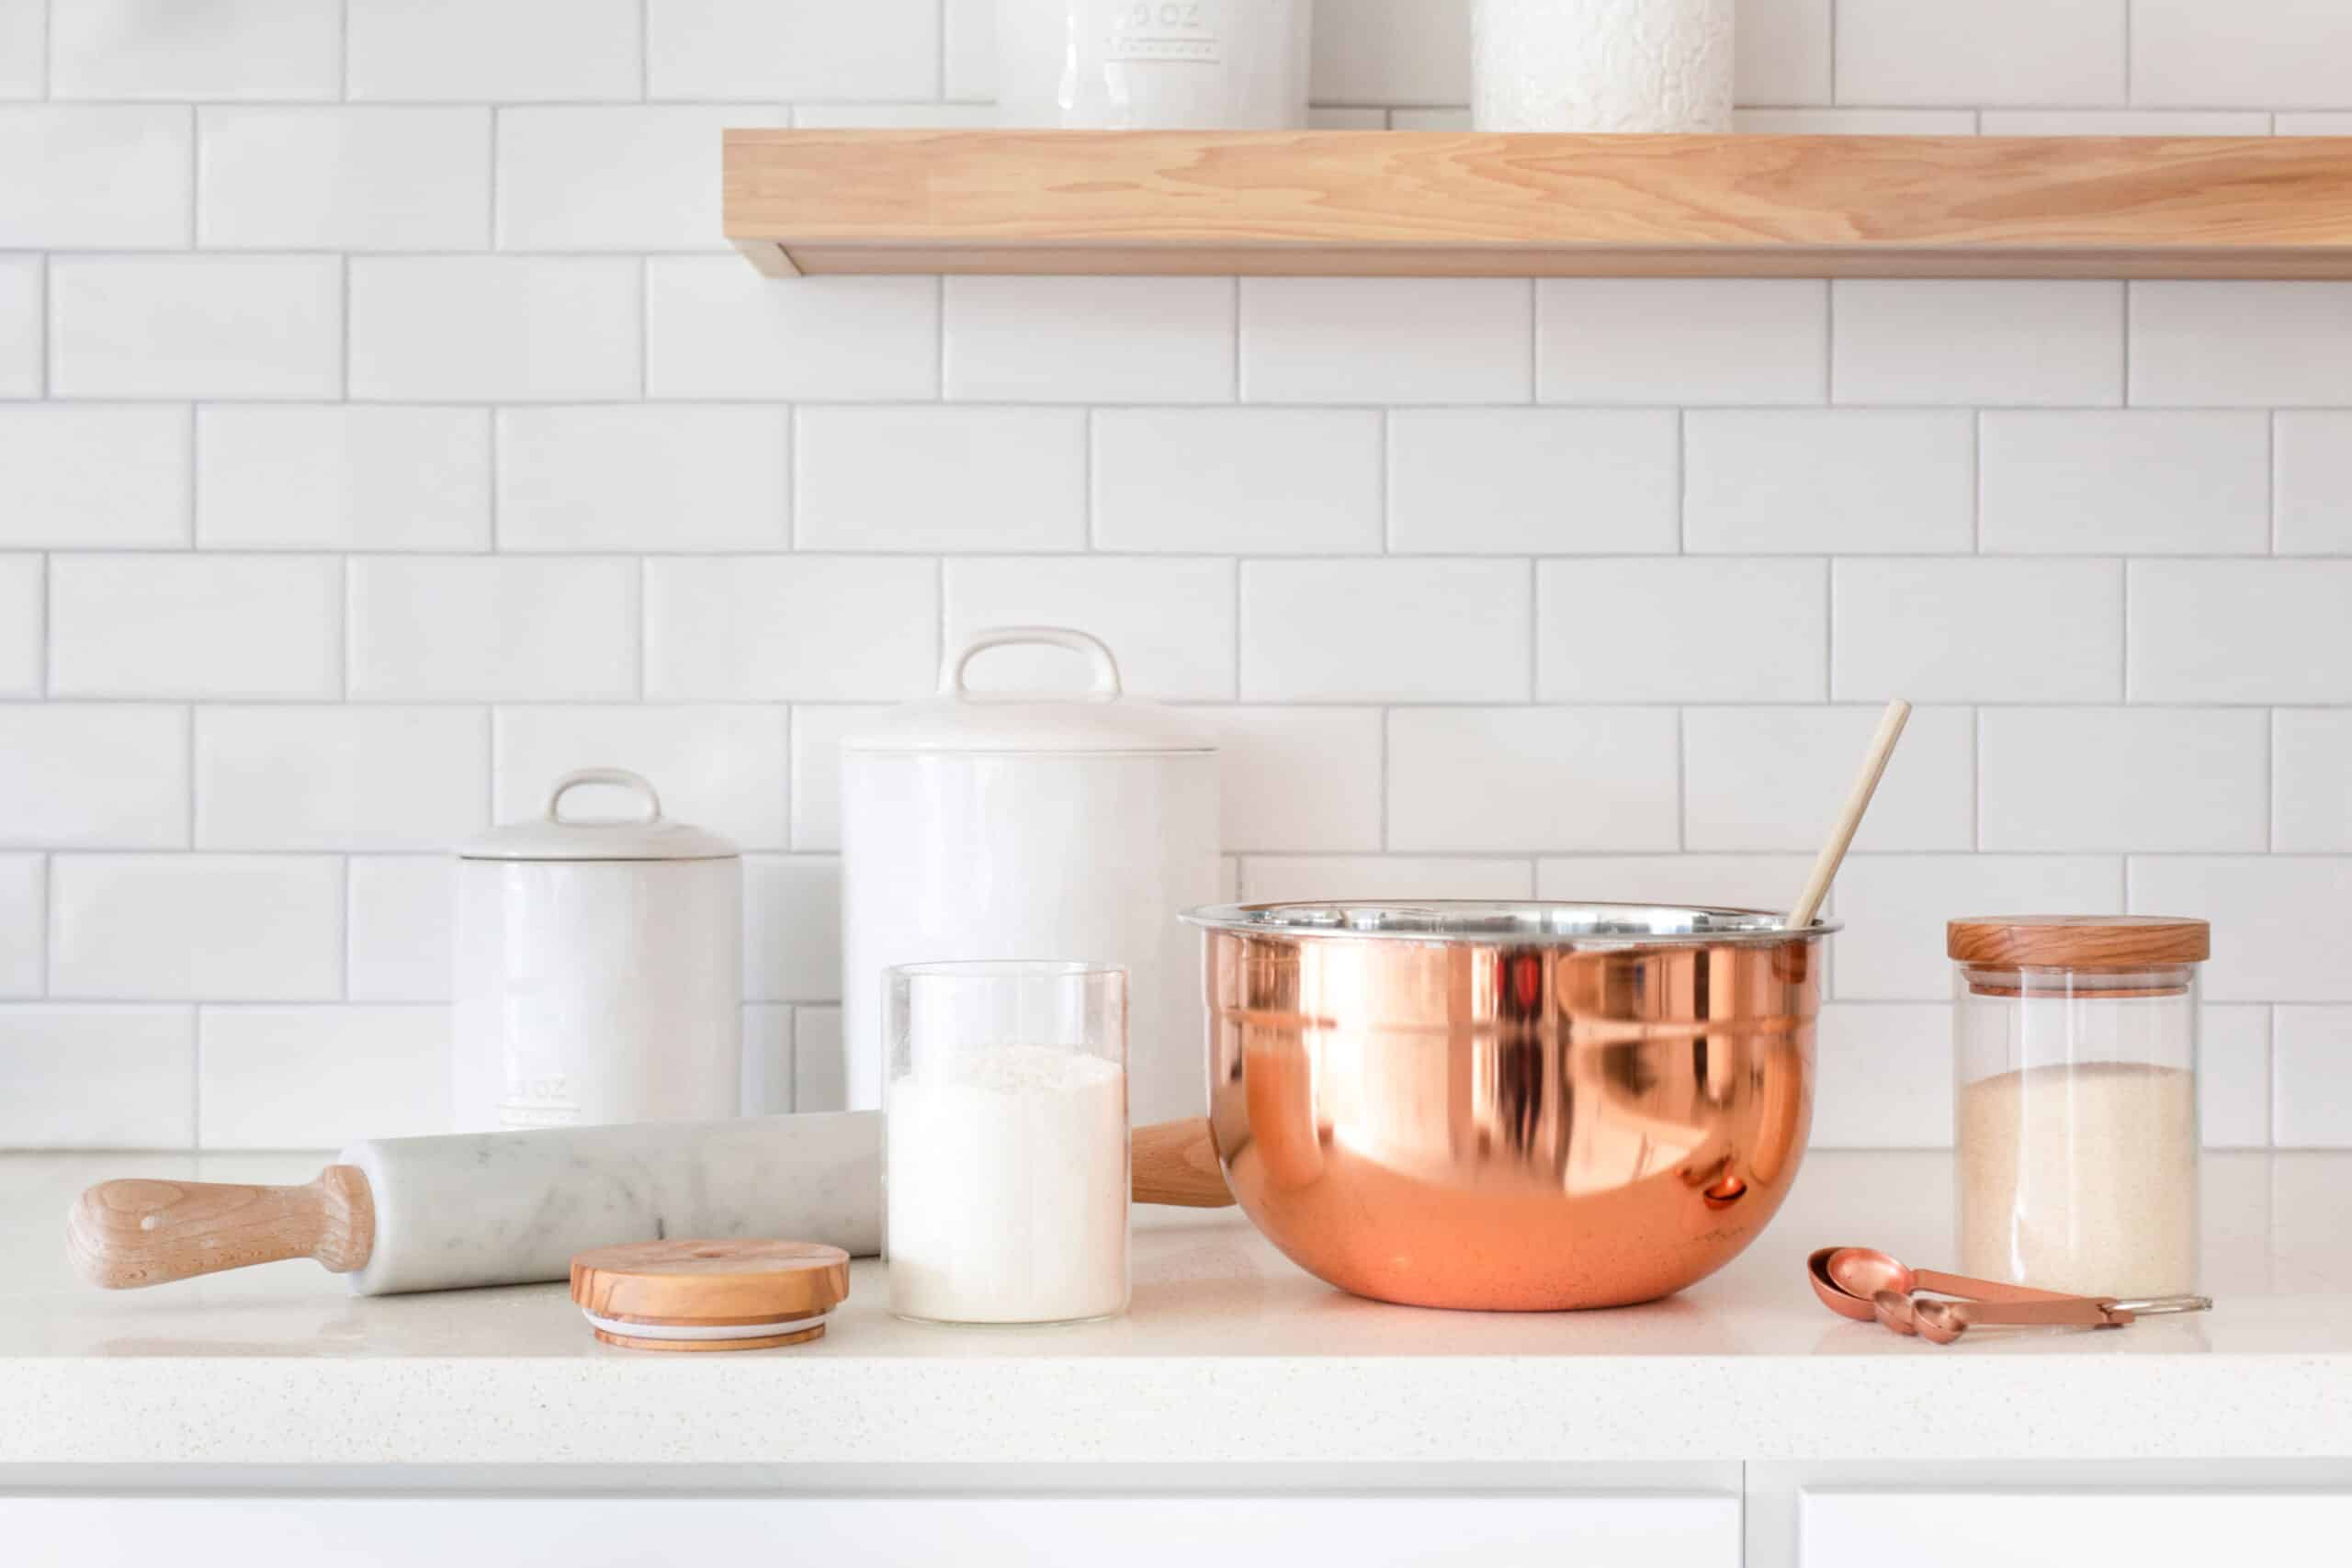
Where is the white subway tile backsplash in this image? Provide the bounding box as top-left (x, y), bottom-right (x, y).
top-left (1389, 409), bottom-right (1678, 555)
top-left (199, 1006), bottom-right (452, 1148)
top-left (0, 855), bottom-right (40, 997)
top-left (2132, 0), bottom-right (2352, 110)
top-left (197, 407), bottom-right (492, 552)
top-left (194, 706), bottom-right (490, 852)
top-left (1814, 1003), bottom-right (1951, 1148)
top-left (0, 0), bottom-right (40, 97)
top-left (0, 257), bottom-right (35, 398)
top-left (2202, 1005), bottom-right (2272, 1150)
top-left (51, 0), bottom-right (338, 100)
top-left (2276, 412), bottom-right (2352, 556)
top-left (0, 107), bottom-right (190, 248)
top-left (1540, 558), bottom-right (1827, 702)
top-left (198, 107), bottom-right (491, 252)
top-left (2275, 1006), bottom-right (2352, 1147)
top-left (50, 854), bottom-right (343, 1001)
top-left (1732, 107), bottom-right (1975, 133)
top-left (743, 854), bottom-right (841, 1002)
top-left (944, 278), bottom-right (1235, 404)
top-left (1536, 853), bottom-right (1818, 908)
top-left (1739, 0), bottom-right (1833, 103)
top-left (645, 557), bottom-right (938, 700)
top-left (0, 706), bottom-right (188, 849)
top-left (648, 0), bottom-right (939, 100)
top-left (1976, 109), bottom-right (2272, 135)
top-left (942, 0), bottom-right (991, 99)
top-left (1210, 708), bottom-right (1385, 854)
top-left (0, 1006), bottom-right (194, 1148)
top-left (1979, 707), bottom-right (2269, 852)
top-left (2276, 710), bottom-right (2352, 852)
top-left (1834, 558), bottom-right (2123, 704)
top-left (794, 1005), bottom-right (846, 1113)
top-left (1980, 412), bottom-right (2269, 556)
top-left (741, 1003), bottom-right (792, 1116)
top-left (788, 103), bottom-right (997, 130)
top-left (2131, 284), bottom-right (2352, 407)
top-left (1242, 558), bottom-right (1529, 702)
top-left (349, 0), bottom-right (640, 102)
top-left (350, 558), bottom-right (638, 702)
top-left (2130, 560), bottom-right (2352, 704)
top-left (498, 406), bottom-right (789, 553)
top-left (1684, 705), bottom-right (1973, 852)
top-left (1537, 279), bottom-right (1827, 406)
top-left (1830, 281), bottom-right (2123, 406)
top-left (346, 856), bottom-right (453, 1002)
top-left (944, 558), bottom-right (1237, 701)
top-left (1093, 409), bottom-right (1381, 555)
top-left (2277, 113), bottom-right (2352, 135)
top-left (494, 705), bottom-right (789, 852)
top-left (797, 407), bottom-right (1083, 552)
top-left (1834, 854), bottom-right (2123, 1000)
top-left (1309, 0), bottom-right (1471, 105)
top-left (647, 264), bottom-right (939, 402)
top-left (1683, 411), bottom-right (1972, 554)
top-left (1239, 856), bottom-right (1535, 904)
top-left (0, 406), bottom-right (188, 547)
top-left (1241, 279), bottom-right (1532, 404)
top-left (349, 258), bottom-right (640, 403)
top-left (1389, 707), bottom-right (1679, 852)
top-left (2131, 857), bottom-right (2352, 1003)
top-left (50, 257), bottom-right (340, 400)
top-left (51, 556), bottom-right (339, 699)
top-left (787, 705), bottom-right (887, 852)
top-left (1384, 108), bottom-right (1468, 131)
top-left (0, 558), bottom-right (37, 694)
top-left (499, 107), bottom-right (787, 253)
top-left (1835, 0), bottom-right (2124, 106)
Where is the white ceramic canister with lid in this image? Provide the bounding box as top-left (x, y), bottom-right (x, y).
top-left (996, 0), bottom-right (1313, 130)
top-left (841, 628), bottom-right (1219, 1125)
top-left (453, 768), bottom-right (742, 1133)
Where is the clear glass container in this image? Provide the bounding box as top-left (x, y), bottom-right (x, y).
top-left (1951, 917), bottom-right (2209, 1299)
top-left (885, 961), bottom-right (1129, 1325)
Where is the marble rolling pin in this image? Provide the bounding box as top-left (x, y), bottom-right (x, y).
top-left (68, 1112), bottom-right (1230, 1296)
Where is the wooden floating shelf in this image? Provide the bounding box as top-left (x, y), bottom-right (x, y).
top-left (724, 130), bottom-right (2352, 280)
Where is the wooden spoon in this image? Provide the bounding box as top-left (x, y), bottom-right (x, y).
top-left (1786, 699), bottom-right (1911, 931)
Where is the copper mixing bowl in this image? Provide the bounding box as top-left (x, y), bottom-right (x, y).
top-left (1182, 902), bottom-right (1831, 1312)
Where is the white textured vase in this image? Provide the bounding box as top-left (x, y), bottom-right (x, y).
top-left (1473, 0), bottom-right (1734, 132)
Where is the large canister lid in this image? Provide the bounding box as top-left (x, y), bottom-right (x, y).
top-left (458, 768), bottom-right (739, 862)
top-left (843, 627), bottom-right (1216, 755)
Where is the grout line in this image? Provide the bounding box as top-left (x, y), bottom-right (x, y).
top-left (1821, 280), bottom-right (1836, 404)
top-left (2266, 705), bottom-right (2278, 852)
top-left (337, 0), bottom-right (349, 101)
top-left (639, 0), bottom-right (651, 102)
top-left (2118, 281), bottom-right (2132, 406)
top-left (1971, 705), bottom-right (1984, 850)
top-left (1673, 409), bottom-right (1687, 553)
top-left (2267, 411), bottom-right (2278, 555)
top-left (1377, 707), bottom-right (1390, 852)
top-left (1968, 409), bottom-right (1982, 552)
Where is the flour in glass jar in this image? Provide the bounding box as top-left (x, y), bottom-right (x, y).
top-left (886, 1044), bottom-right (1130, 1325)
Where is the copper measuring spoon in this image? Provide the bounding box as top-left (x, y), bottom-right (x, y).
top-left (1872, 1289), bottom-right (2213, 1344)
top-left (1805, 1245), bottom-right (2080, 1324)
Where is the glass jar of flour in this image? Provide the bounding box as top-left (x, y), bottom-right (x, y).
top-left (885, 961), bottom-right (1130, 1325)
top-left (1950, 917), bottom-right (2211, 1299)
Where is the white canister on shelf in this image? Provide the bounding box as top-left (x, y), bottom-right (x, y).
top-left (997, 0), bottom-right (1313, 130)
top-left (841, 628), bottom-right (1219, 1126)
top-left (1473, 0), bottom-right (1734, 132)
top-left (453, 769), bottom-right (742, 1134)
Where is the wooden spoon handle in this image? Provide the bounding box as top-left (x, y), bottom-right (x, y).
top-left (1132, 1117), bottom-right (1233, 1208)
top-left (68, 1168), bottom-right (376, 1290)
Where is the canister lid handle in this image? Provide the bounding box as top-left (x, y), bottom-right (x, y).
top-left (545, 768), bottom-right (664, 827)
top-left (944, 626), bottom-right (1123, 700)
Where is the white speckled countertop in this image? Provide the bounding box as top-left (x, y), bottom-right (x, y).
top-left (2, 1150), bottom-right (2346, 1467)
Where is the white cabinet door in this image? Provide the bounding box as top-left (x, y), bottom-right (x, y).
top-left (1803, 1490), bottom-right (2352, 1567)
top-left (0, 1494), bottom-right (1739, 1568)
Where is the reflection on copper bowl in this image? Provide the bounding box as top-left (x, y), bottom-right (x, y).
top-left (1182, 902), bottom-right (1829, 1312)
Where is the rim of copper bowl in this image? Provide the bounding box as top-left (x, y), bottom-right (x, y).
top-left (1179, 900), bottom-right (1840, 945)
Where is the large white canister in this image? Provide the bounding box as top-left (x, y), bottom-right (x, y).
top-left (996, 0), bottom-right (1313, 130)
top-left (453, 768), bottom-right (742, 1133)
top-left (841, 628), bottom-right (1219, 1124)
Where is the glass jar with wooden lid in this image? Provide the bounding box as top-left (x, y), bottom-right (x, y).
top-left (1949, 915), bottom-right (2211, 1299)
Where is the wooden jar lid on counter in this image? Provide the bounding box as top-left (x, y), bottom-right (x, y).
top-left (1948, 916), bottom-right (2211, 998)
top-left (570, 1239), bottom-right (851, 1352)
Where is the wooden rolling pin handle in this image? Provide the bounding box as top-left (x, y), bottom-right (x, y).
top-left (68, 1167), bottom-right (376, 1290)
top-left (1133, 1117), bottom-right (1233, 1209)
